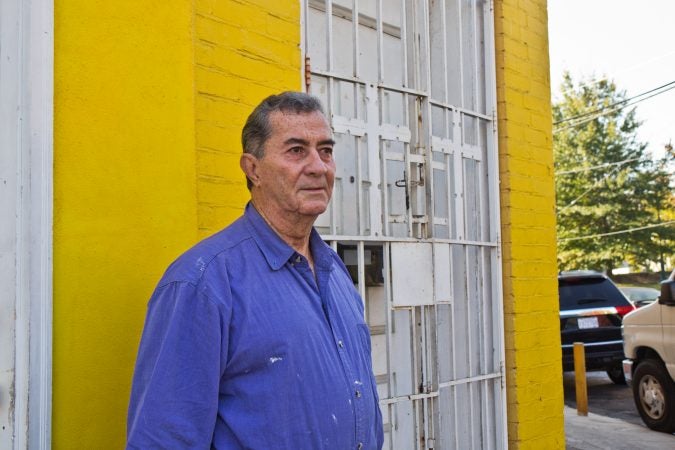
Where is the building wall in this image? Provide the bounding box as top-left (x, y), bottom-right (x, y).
top-left (53, 1), bottom-right (300, 448)
top-left (494, 0), bottom-right (565, 448)
top-left (194, 0), bottom-right (302, 236)
top-left (53, 0), bottom-right (561, 448)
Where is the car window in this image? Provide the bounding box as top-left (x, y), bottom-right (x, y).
top-left (622, 287), bottom-right (659, 301)
top-left (559, 278), bottom-right (629, 310)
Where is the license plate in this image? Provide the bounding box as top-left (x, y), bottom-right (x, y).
top-left (578, 317), bottom-right (599, 329)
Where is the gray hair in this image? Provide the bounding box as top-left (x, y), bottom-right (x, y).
top-left (242, 91), bottom-right (325, 156)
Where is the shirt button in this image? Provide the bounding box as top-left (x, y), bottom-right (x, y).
top-left (338, 340), bottom-right (344, 348)
top-left (357, 443), bottom-right (363, 449)
top-left (355, 390), bottom-right (362, 398)
top-left (295, 255), bottom-right (302, 263)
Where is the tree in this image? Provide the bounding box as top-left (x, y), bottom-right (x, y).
top-left (629, 144), bottom-right (675, 276)
top-left (553, 73), bottom-right (675, 273)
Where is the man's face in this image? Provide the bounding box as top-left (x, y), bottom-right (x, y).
top-left (247, 110), bottom-right (335, 219)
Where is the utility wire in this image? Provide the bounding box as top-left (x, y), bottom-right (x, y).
top-left (554, 80), bottom-right (675, 126)
top-left (556, 157), bottom-right (640, 175)
top-left (557, 163), bottom-right (626, 212)
top-left (558, 220), bottom-right (675, 242)
top-left (554, 83), bottom-right (675, 132)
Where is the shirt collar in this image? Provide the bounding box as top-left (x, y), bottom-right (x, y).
top-left (309, 226), bottom-right (333, 272)
top-left (244, 202), bottom-right (332, 271)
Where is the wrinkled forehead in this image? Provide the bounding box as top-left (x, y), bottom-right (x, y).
top-left (268, 109), bottom-right (333, 140)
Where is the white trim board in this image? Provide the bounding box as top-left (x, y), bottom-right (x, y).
top-left (0, 0), bottom-right (54, 448)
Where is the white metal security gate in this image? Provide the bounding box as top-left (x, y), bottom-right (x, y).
top-left (304, 0), bottom-right (505, 448)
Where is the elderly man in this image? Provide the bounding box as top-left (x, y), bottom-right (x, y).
top-left (127, 92), bottom-right (384, 449)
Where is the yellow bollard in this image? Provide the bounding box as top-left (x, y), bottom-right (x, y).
top-left (573, 342), bottom-right (588, 416)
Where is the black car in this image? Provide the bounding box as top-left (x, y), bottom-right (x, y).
top-left (559, 271), bottom-right (636, 384)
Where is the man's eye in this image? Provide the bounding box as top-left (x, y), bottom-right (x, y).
top-left (320, 147), bottom-right (334, 156)
top-left (289, 147), bottom-right (304, 154)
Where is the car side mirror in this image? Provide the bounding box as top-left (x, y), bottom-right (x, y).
top-left (659, 280), bottom-right (675, 306)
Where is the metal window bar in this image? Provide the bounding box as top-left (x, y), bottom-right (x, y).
top-left (452, 110), bottom-right (465, 240)
top-left (383, 241), bottom-right (394, 449)
top-left (305, 1), bottom-right (504, 448)
top-left (403, 95), bottom-right (413, 238)
top-left (411, 305), bottom-right (421, 448)
top-left (357, 240), bottom-right (367, 315)
top-left (400, 0), bottom-right (409, 88)
top-left (470, 0), bottom-right (480, 114)
top-left (455, 0), bottom-right (465, 109)
top-left (376, 0), bottom-right (384, 82)
top-left (326, 0), bottom-right (334, 72)
top-left (352, 0), bottom-right (360, 78)
top-left (366, 84), bottom-right (383, 237)
top-left (440, 0), bottom-right (449, 103)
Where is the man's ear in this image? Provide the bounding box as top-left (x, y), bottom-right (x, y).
top-left (240, 153), bottom-right (261, 187)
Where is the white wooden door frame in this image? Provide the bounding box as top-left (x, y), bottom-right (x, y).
top-left (0, 0), bottom-right (53, 448)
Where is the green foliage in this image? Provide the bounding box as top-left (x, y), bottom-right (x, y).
top-left (553, 73), bottom-right (675, 273)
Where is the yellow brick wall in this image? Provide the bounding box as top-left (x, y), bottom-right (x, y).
top-left (53, 1), bottom-right (300, 448)
top-left (194, 0), bottom-right (301, 236)
top-left (494, 0), bottom-right (565, 448)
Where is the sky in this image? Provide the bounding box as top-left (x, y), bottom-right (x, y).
top-left (547, 0), bottom-right (675, 160)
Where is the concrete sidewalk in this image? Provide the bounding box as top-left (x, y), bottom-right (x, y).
top-left (565, 406), bottom-right (675, 449)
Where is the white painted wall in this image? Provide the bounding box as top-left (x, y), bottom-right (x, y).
top-left (0, 0), bottom-right (53, 448)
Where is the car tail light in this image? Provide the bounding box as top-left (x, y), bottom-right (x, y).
top-left (615, 304), bottom-right (636, 317)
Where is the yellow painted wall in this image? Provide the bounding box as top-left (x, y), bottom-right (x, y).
top-left (53, 0), bottom-right (300, 448)
top-left (194, 0), bottom-right (302, 236)
top-left (53, 1), bottom-right (197, 447)
top-left (494, 0), bottom-right (565, 448)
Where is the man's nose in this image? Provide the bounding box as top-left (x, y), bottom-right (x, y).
top-left (305, 149), bottom-right (330, 175)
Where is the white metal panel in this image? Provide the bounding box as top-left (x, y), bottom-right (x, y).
top-left (390, 243), bottom-right (433, 307)
top-left (0, 0), bottom-right (21, 444)
top-left (433, 243), bottom-right (452, 303)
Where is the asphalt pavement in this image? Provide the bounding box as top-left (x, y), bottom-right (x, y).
top-left (565, 406), bottom-right (675, 449)
top-left (564, 371), bottom-right (675, 449)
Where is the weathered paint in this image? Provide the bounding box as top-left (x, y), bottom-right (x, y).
top-left (494, 0), bottom-right (565, 448)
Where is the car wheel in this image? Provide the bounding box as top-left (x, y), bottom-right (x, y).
top-left (632, 359), bottom-right (675, 433)
top-left (606, 364), bottom-right (626, 385)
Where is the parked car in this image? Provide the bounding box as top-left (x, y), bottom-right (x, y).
top-left (620, 286), bottom-right (661, 308)
top-left (559, 271), bottom-right (636, 384)
top-left (622, 272), bottom-right (675, 433)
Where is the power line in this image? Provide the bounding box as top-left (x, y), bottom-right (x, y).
top-left (558, 220), bottom-right (675, 242)
top-left (554, 80), bottom-right (675, 126)
top-left (556, 157), bottom-right (640, 175)
top-left (557, 163), bottom-right (626, 212)
top-left (553, 83), bottom-right (675, 133)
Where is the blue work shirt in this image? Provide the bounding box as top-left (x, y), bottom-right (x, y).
top-left (127, 203), bottom-right (384, 449)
